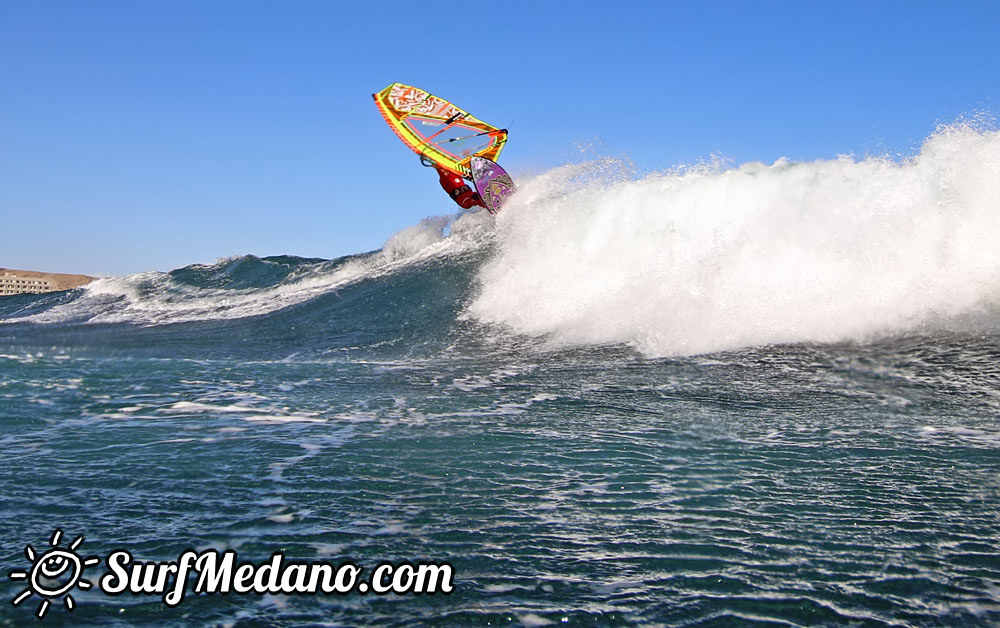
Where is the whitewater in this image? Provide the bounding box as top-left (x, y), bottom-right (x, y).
top-left (1, 124), bottom-right (999, 626)
top-left (473, 123), bottom-right (1000, 355)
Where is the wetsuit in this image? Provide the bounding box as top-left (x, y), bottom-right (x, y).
top-left (436, 166), bottom-right (484, 210)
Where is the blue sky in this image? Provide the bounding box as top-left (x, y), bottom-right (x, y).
top-left (2, 0), bottom-right (998, 276)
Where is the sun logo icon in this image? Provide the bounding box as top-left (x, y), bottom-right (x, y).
top-left (8, 529), bottom-right (101, 618)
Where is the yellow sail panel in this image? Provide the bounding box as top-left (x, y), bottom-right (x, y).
top-left (373, 83), bottom-right (507, 178)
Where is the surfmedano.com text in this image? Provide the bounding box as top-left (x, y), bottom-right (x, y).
top-left (101, 549), bottom-right (454, 606)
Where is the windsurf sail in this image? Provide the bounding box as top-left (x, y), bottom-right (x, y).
top-left (373, 83), bottom-right (507, 178)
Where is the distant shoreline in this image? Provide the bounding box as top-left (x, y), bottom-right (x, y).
top-left (0, 267), bottom-right (96, 296)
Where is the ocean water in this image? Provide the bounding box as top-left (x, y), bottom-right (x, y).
top-left (2, 125), bottom-right (1000, 626)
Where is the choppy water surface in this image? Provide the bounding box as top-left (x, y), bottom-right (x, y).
top-left (3, 126), bottom-right (1000, 626)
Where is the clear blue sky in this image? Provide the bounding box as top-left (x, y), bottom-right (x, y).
top-left (2, 0), bottom-right (998, 276)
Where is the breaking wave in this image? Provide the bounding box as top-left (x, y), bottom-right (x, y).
top-left (470, 123), bottom-right (1000, 356)
top-left (2, 212), bottom-right (496, 326)
top-left (5, 122), bottom-right (1000, 358)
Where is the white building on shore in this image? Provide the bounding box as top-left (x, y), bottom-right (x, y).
top-left (0, 268), bottom-right (95, 296)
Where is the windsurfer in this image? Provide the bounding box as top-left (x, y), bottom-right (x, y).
top-left (431, 162), bottom-right (484, 210)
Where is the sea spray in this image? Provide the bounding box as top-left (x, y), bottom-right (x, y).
top-left (469, 123), bottom-right (1000, 356)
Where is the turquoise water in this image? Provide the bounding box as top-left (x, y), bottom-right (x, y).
top-left (4, 129), bottom-right (1000, 625)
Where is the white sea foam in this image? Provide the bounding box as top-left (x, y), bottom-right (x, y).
top-left (469, 123), bottom-right (1000, 356)
top-left (516, 613), bottom-right (555, 627)
top-left (241, 414), bottom-right (326, 424)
